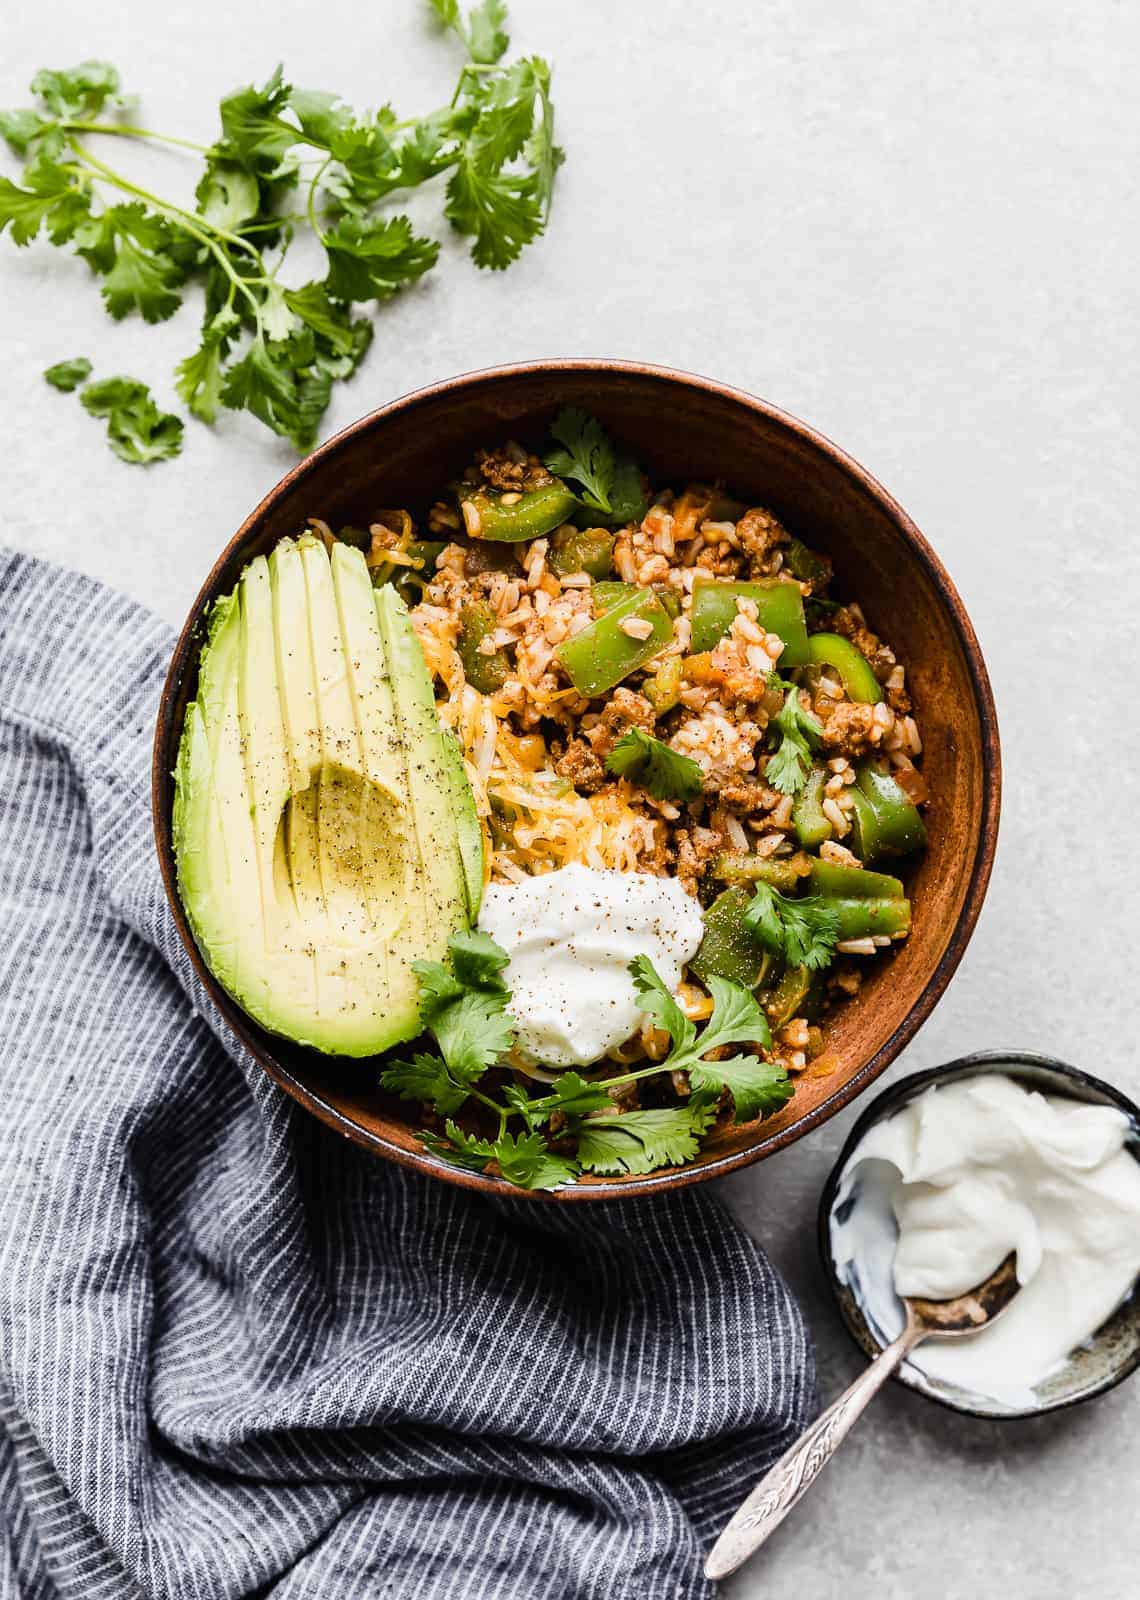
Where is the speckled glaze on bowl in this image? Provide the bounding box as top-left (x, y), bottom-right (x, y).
top-left (152, 360), bottom-right (1001, 1200)
top-left (818, 1051), bottom-right (1140, 1417)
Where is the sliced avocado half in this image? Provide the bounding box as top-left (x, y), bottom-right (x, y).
top-left (173, 533), bottom-right (484, 1057)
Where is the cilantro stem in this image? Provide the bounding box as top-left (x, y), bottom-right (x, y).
top-left (68, 141), bottom-right (267, 270)
top-left (62, 120), bottom-right (212, 155)
top-left (306, 157), bottom-right (331, 245)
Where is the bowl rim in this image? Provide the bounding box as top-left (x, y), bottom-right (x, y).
top-left (151, 357), bottom-right (1002, 1200)
top-left (816, 1049), bottom-right (1140, 1417)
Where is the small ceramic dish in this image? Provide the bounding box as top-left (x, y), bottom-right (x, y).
top-left (818, 1050), bottom-right (1140, 1417)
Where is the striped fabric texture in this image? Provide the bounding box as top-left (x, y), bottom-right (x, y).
top-left (0, 549), bottom-right (817, 1600)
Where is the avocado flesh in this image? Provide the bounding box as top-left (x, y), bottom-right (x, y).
top-left (173, 534), bottom-right (483, 1057)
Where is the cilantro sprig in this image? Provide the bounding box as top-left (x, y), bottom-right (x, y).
top-left (605, 728), bottom-right (704, 801)
top-left (543, 407), bottom-right (649, 525)
top-left (1, 6), bottom-right (562, 461)
top-left (766, 678), bottom-right (824, 795)
top-left (385, 934), bottom-right (792, 1190)
top-left (743, 881), bottom-right (839, 972)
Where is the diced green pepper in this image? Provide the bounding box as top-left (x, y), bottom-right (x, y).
top-left (711, 853), bottom-right (808, 896)
top-left (809, 860), bottom-right (906, 900)
top-left (689, 887), bottom-right (775, 989)
top-left (336, 524), bottom-right (371, 551)
top-left (689, 577), bottom-right (811, 663)
top-left (848, 765), bottom-right (927, 863)
top-left (763, 965), bottom-right (824, 1029)
top-left (784, 538), bottom-right (832, 588)
top-left (792, 767), bottom-right (832, 848)
top-left (457, 601), bottom-right (510, 694)
top-left (593, 580), bottom-right (681, 619)
top-left (806, 633), bottom-right (882, 703)
top-left (548, 525), bottom-right (615, 578)
top-left (556, 588), bottom-right (672, 697)
top-left (826, 897), bottom-right (912, 940)
top-left (592, 581), bottom-right (634, 615)
top-left (459, 482), bottom-right (580, 542)
top-left (643, 655), bottom-right (683, 713)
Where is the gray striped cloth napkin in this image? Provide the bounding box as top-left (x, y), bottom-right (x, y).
top-left (0, 549), bottom-right (817, 1600)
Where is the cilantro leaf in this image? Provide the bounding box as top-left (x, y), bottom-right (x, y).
top-left (79, 378), bottom-right (184, 464)
top-left (630, 954), bottom-right (697, 1055)
top-left (427, 0), bottom-right (509, 63)
top-left (509, 1071), bottom-right (614, 1130)
top-left (543, 408), bottom-right (647, 524)
top-left (194, 163), bottom-right (261, 231)
top-left (766, 679), bottom-right (823, 795)
top-left (43, 356), bottom-right (92, 392)
top-left (175, 309), bottom-right (238, 423)
top-left (423, 1122), bottom-right (575, 1190)
top-left (412, 930), bottom-right (515, 1082)
top-left (492, 1130), bottom-right (576, 1189)
top-left (605, 728), bottom-right (703, 801)
top-left (466, 0), bottom-right (511, 64)
top-left (380, 1052), bottom-right (474, 1117)
top-left (423, 1122), bottom-right (495, 1173)
top-left (448, 929), bottom-right (511, 992)
top-left (0, 160), bottom-right (83, 246)
top-left (30, 61), bottom-right (120, 119)
top-left (629, 959), bottom-right (779, 1122)
top-left (743, 882), bottom-right (839, 972)
top-left (696, 974), bottom-right (774, 1057)
top-left (322, 214), bottom-right (439, 302)
top-left (215, 66), bottom-right (298, 169)
top-left (444, 159), bottom-right (541, 270)
top-left (0, 109), bottom-right (57, 158)
top-left (576, 1095), bottom-right (718, 1177)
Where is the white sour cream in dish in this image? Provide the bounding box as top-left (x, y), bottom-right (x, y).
top-left (476, 862), bottom-right (704, 1068)
top-left (830, 1074), bottom-right (1140, 1408)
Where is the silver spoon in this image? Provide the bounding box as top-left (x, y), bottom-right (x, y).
top-left (705, 1252), bottom-right (1021, 1582)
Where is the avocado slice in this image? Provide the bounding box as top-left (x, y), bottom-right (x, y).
top-left (173, 533), bottom-right (484, 1057)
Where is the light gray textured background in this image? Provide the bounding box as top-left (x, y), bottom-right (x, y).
top-left (4, 1), bottom-right (1138, 1595)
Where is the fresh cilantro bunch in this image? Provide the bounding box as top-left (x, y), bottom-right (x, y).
top-left (605, 727), bottom-right (704, 801)
top-left (744, 881), bottom-right (839, 972)
top-left (0, 2), bottom-right (561, 460)
top-left (543, 407), bottom-right (649, 526)
top-left (381, 934), bottom-right (792, 1190)
top-left (766, 678), bottom-right (824, 794)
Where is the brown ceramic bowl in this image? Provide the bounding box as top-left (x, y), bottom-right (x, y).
top-left (152, 360), bottom-right (1001, 1200)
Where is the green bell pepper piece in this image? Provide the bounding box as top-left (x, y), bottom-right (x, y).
top-left (710, 853), bottom-right (807, 896)
top-left (459, 482), bottom-right (580, 542)
top-left (792, 767), bottom-right (832, 848)
top-left (556, 587), bottom-right (673, 697)
top-left (592, 581), bottom-right (631, 615)
top-left (848, 765), bottom-right (927, 863)
top-left (457, 600), bottom-right (511, 694)
top-left (826, 896), bottom-right (912, 940)
top-left (643, 655), bottom-right (683, 713)
top-left (593, 581), bottom-right (681, 619)
top-left (689, 887), bottom-right (775, 989)
top-left (809, 860), bottom-right (905, 900)
top-left (548, 525), bottom-right (615, 578)
top-left (689, 577), bottom-right (811, 662)
top-left (806, 633), bottom-right (882, 703)
top-left (763, 965), bottom-right (825, 1030)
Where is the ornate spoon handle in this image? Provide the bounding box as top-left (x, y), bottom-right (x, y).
top-left (705, 1318), bottom-right (923, 1581)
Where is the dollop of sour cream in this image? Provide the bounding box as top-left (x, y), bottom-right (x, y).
top-left (830, 1074), bottom-right (1140, 1408)
top-left (476, 862), bottom-right (704, 1068)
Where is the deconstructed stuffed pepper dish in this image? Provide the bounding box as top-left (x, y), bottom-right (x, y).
top-left (173, 409), bottom-right (929, 1191)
